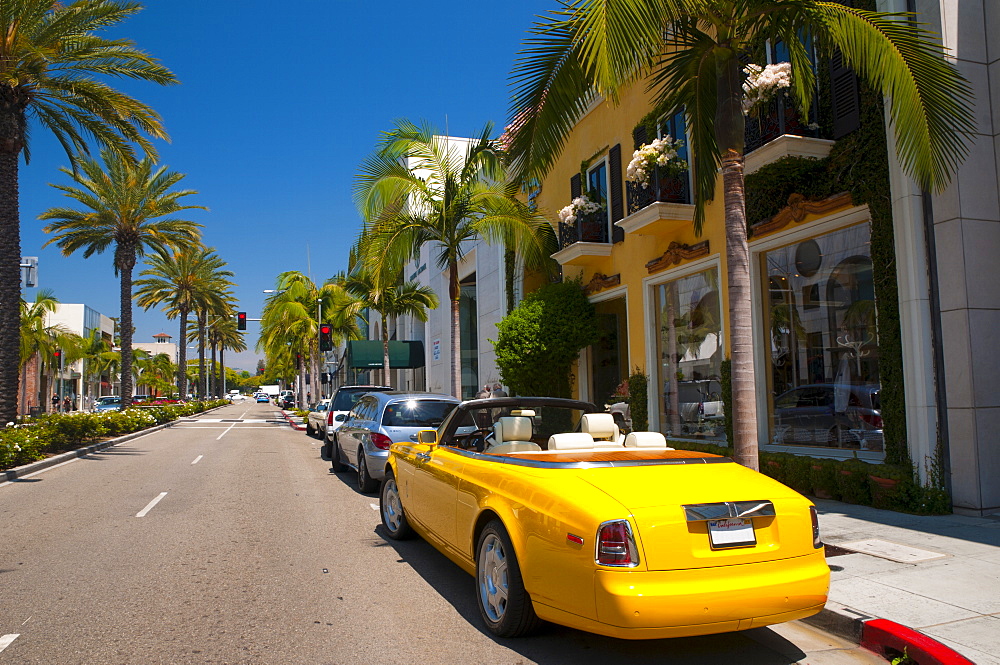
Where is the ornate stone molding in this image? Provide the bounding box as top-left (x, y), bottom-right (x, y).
top-left (645, 240), bottom-right (710, 274)
top-left (583, 272), bottom-right (621, 295)
top-left (751, 191), bottom-right (853, 236)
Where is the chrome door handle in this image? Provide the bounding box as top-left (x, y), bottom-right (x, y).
top-left (416, 453), bottom-right (431, 461)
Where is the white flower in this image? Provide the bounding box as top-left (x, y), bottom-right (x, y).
top-left (742, 62), bottom-right (792, 114)
top-left (626, 136), bottom-right (687, 187)
top-left (558, 195), bottom-right (603, 225)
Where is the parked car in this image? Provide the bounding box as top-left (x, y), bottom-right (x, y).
top-left (305, 399), bottom-right (331, 437)
top-left (278, 392), bottom-right (295, 409)
top-left (380, 396), bottom-right (829, 639)
top-left (94, 396), bottom-right (122, 413)
top-left (321, 384), bottom-right (392, 456)
top-left (330, 391), bottom-right (460, 493)
top-left (772, 383), bottom-right (883, 449)
top-left (132, 394), bottom-right (151, 403)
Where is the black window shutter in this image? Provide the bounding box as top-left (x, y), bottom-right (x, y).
top-left (570, 173), bottom-right (582, 199)
top-left (830, 48), bottom-right (860, 139)
top-left (609, 143), bottom-right (624, 243)
top-left (633, 125), bottom-right (648, 150)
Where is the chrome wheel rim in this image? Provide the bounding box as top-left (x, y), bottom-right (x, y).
top-left (478, 533), bottom-right (509, 623)
top-left (382, 478), bottom-right (403, 532)
top-left (358, 452), bottom-right (368, 487)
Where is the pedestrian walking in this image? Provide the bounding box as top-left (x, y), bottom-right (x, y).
top-left (490, 383), bottom-right (508, 398)
top-left (51, 393), bottom-right (59, 413)
top-left (62, 396), bottom-right (72, 413)
top-left (474, 384), bottom-right (491, 399)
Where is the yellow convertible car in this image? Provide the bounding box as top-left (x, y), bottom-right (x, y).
top-left (380, 397), bottom-right (829, 640)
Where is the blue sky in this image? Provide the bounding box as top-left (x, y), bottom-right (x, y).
top-left (19, 0), bottom-right (550, 372)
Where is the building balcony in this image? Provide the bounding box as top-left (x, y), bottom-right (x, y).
top-left (744, 96), bottom-right (835, 173)
top-left (627, 167), bottom-right (691, 215)
top-left (553, 208), bottom-right (613, 266)
top-left (618, 167), bottom-right (695, 237)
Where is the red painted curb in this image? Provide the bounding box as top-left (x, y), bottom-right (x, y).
top-left (861, 619), bottom-right (976, 665)
top-left (281, 410), bottom-right (306, 431)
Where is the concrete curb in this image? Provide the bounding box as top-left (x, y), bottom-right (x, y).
top-left (280, 410), bottom-right (306, 431)
top-left (2, 403), bottom-right (229, 482)
top-left (803, 603), bottom-right (976, 665)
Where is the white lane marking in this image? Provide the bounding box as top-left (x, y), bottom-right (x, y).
top-left (191, 455), bottom-right (203, 465)
top-left (370, 503), bottom-right (380, 511)
top-left (0, 634), bottom-right (19, 653)
top-left (136, 492), bottom-right (168, 517)
top-left (216, 421), bottom-right (239, 441)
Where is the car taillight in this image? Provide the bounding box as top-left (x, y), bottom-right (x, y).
top-left (595, 520), bottom-right (640, 567)
top-left (860, 412), bottom-right (883, 429)
top-left (370, 433), bottom-right (393, 450)
top-left (810, 506), bottom-right (823, 549)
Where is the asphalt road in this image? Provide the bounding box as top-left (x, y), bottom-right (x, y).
top-left (0, 401), bottom-right (883, 665)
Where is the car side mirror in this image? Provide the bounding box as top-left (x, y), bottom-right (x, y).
top-left (416, 430), bottom-right (437, 445)
top-left (335, 414), bottom-right (347, 422)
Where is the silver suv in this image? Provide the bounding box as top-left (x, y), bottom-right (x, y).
top-left (329, 391), bottom-right (459, 493)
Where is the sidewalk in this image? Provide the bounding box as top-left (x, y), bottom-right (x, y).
top-left (813, 499), bottom-right (1000, 664)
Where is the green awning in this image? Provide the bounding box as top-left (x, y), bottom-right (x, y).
top-left (346, 340), bottom-right (424, 369)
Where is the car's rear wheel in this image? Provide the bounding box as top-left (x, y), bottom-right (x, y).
top-left (476, 520), bottom-right (539, 638)
top-left (357, 448), bottom-right (378, 494)
top-left (380, 471), bottom-right (413, 540)
top-left (305, 422), bottom-right (314, 436)
top-left (330, 436), bottom-right (344, 472)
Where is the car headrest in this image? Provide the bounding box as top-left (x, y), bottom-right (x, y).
top-left (494, 416), bottom-right (532, 442)
top-left (546, 433), bottom-right (595, 450)
top-left (581, 413), bottom-right (617, 440)
top-left (623, 432), bottom-right (671, 449)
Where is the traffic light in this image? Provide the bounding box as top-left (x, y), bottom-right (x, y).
top-left (53, 349), bottom-right (61, 360)
top-left (319, 324), bottom-right (332, 352)
top-left (237, 312), bottom-right (247, 330)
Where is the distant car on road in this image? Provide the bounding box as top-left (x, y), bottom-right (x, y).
top-left (255, 393), bottom-right (269, 403)
top-left (94, 396), bottom-right (122, 413)
top-left (330, 391), bottom-right (460, 493)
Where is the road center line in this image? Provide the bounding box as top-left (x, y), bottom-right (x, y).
top-left (191, 455), bottom-right (203, 465)
top-left (136, 492), bottom-right (168, 518)
top-left (0, 634), bottom-right (20, 653)
top-left (216, 421), bottom-right (239, 441)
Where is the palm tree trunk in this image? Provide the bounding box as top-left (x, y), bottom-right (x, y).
top-left (382, 319), bottom-right (391, 389)
top-left (449, 261), bottom-right (461, 399)
top-left (198, 312), bottom-right (207, 399)
top-left (118, 249), bottom-right (136, 407)
top-left (178, 307), bottom-right (188, 398)
top-left (721, 149), bottom-right (758, 471)
top-left (219, 346), bottom-right (226, 396)
top-left (0, 141), bottom-right (22, 423)
top-left (210, 337), bottom-right (217, 398)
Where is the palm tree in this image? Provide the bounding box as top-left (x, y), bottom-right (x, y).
top-left (355, 119), bottom-right (555, 398)
top-left (0, 0), bottom-right (176, 424)
top-left (208, 316), bottom-right (246, 397)
top-left (40, 150), bottom-right (204, 406)
top-left (135, 245), bottom-right (232, 397)
top-left (189, 290), bottom-right (236, 399)
top-left (330, 266), bottom-right (439, 388)
top-left (258, 272), bottom-right (336, 406)
top-left (19, 290), bottom-right (77, 412)
top-left (506, 1), bottom-right (973, 469)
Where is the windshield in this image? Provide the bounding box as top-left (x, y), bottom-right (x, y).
top-left (332, 388), bottom-right (387, 411)
top-left (381, 400), bottom-right (457, 428)
top-left (97, 397), bottom-right (120, 405)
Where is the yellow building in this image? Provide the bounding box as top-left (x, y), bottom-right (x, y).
top-left (534, 61), bottom-right (886, 466)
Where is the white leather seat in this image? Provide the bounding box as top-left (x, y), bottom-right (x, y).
top-left (581, 413), bottom-right (622, 448)
top-left (623, 431), bottom-right (672, 449)
top-left (486, 416), bottom-right (539, 453)
top-left (487, 441), bottom-right (542, 454)
top-left (547, 433), bottom-right (595, 451)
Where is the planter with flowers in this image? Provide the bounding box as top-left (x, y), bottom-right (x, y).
top-left (625, 136), bottom-right (690, 212)
top-left (742, 61), bottom-right (819, 152)
top-left (557, 194), bottom-right (607, 245)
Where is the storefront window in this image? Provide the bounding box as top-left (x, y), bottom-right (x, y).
top-left (763, 224), bottom-right (883, 451)
top-left (653, 268), bottom-right (725, 441)
top-left (591, 297), bottom-right (627, 406)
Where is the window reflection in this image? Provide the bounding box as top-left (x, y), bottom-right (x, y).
top-left (764, 224), bottom-right (883, 451)
top-left (654, 268), bottom-right (725, 441)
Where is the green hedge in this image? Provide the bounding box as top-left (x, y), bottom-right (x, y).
top-left (0, 400), bottom-right (228, 471)
top-left (672, 441), bottom-right (950, 515)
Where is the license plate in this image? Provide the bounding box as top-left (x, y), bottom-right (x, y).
top-left (708, 518), bottom-right (756, 549)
